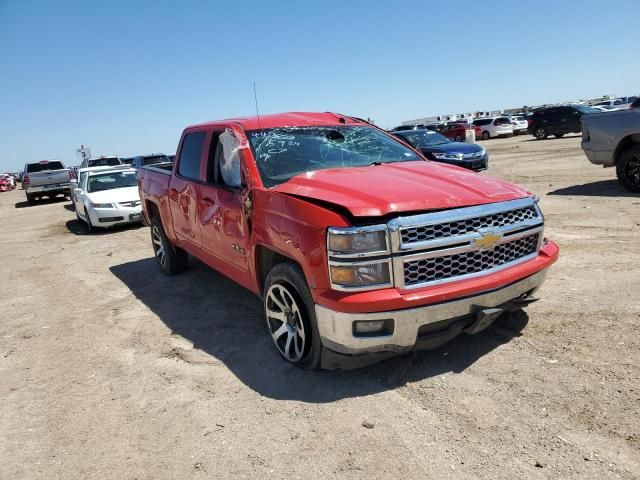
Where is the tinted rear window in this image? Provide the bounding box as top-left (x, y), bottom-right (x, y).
top-left (473, 119), bottom-right (492, 126)
top-left (88, 158), bottom-right (121, 167)
top-left (26, 161), bottom-right (65, 173)
top-left (177, 132), bottom-right (206, 180)
top-left (494, 117), bottom-right (511, 125)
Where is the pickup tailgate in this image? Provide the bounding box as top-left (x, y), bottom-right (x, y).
top-left (26, 161), bottom-right (70, 187)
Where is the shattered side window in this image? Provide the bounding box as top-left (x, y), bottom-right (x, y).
top-left (219, 128), bottom-right (242, 188)
top-left (247, 126), bottom-right (419, 187)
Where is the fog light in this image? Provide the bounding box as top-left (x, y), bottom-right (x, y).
top-left (353, 319), bottom-right (394, 337)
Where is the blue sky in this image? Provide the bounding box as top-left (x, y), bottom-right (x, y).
top-left (1, 0), bottom-right (638, 171)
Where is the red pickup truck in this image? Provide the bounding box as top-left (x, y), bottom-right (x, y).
top-left (138, 112), bottom-right (559, 370)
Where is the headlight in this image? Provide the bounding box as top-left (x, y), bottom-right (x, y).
top-left (327, 226), bottom-right (388, 257)
top-left (90, 203), bottom-right (114, 208)
top-left (330, 262), bottom-right (392, 289)
top-left (433, 152), bottom-right (463, 161)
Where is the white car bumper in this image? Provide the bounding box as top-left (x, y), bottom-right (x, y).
top-left (88, 205), bottom-right (143, 227)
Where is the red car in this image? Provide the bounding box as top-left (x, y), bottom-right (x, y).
top-left (0, 176), bottom-right (13, 192)
top-left (441, 122), bottom-right (482, 142)
top-left (138, 112), bottom-right (558, 369)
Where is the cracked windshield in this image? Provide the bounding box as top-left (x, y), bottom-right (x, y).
top-left (248, 126), bottom-right (419, 187)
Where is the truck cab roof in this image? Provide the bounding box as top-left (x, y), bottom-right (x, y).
top-left (186, 112), bottom-right (364, 132)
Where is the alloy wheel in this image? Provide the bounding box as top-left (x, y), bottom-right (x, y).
top-left (265, 283), bottom-right (307, 362)
top-left (151, 225), bottom-right (166, 268)
top-left (625, 156), bottom-right (640, 186)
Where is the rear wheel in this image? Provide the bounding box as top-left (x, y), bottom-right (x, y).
top-left (26, 194), bottom-right (35, 205)
top-left (150, 216), bottom-right (188, 275)
top-left (264, 262), bottom-right (322, 369)
top-left (616, 145), bottom-right (640, 193)
top-left (454, 134), bottom-right (463, 142)
top-left (534, 126), bottom-right (547, 140)
top-left (482, 131), bottom-right (490, 140)
top-left (554, 133), bottom-right (564, 138)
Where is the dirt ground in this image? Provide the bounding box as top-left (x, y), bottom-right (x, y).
top-left (1, 134), bottom-right (639, 479)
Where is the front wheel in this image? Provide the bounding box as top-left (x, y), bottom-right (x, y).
top-left (616, 145), bottom-right (640, 193)
top-left (84, 207), bottom-right (94, 233)
top-left (264, 262), bottom-right (323, 369)
top-left (150, 216), bottom-right (188, 275)
top-left (554, 133), bottom-right (564, 138)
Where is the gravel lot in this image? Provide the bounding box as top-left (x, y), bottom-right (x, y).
top-left (1, 134), bottom-right (639, 479)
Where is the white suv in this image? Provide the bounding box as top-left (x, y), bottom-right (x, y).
top-left (509, 116), bottom-right (528, 135)
top-left (473, 117), bottom-right (514, 140)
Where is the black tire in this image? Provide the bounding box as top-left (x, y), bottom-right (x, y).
top-left (150, 215), bottom-right (188, 275)
top-left (26, 194), bottom-right (35, 205)
top-left (616, 145), bottom-right (640, 193)
top-left (264, 262), bottom-right (323, 369)
top-left (454, 134), bottom-right (463, 142)
top-left (481, 131), bottom-right (490, 140)
top-left (554, 133), bottom-right (564, 138)
top-left (534, 126), bottom-right (547, 140)
top-left (84, 207), bottom-right (95, 233)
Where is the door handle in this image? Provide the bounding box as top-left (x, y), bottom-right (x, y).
top-left (200, 197), bottom-right (214, 207)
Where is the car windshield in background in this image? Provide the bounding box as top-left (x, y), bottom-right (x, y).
top-left (143, 155), bottom-right (169, 165)
top-left (26, 161), bottom-right (65, 173)
top-left (575, 105), bottom-right (601, 114)
top-left (247, 126), bottom-right (419, 187)
top-left (396, 130), bottom-right (450, 148)
top-left (87, 171), bottom-right (137, 192)
top-left (88, 158), bottom-right (121, 167)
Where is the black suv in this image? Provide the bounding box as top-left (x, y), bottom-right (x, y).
top-left (528, 105), bottom-right (600, 140)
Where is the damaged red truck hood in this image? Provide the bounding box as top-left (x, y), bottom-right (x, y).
top-left (272, 161), bottom-right (532, 217)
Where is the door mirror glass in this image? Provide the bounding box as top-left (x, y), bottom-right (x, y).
top-left (73, 188), bottom-right (82, 195)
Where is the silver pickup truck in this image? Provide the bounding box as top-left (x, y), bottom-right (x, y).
top-left (581, 109), bottom-right (640, 192)
top-left (22, 160), bottom-right (73, 204)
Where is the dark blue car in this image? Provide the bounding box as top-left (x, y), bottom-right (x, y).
top-left (392, 129), bottom-right (488, 171)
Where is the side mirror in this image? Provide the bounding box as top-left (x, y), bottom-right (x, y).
top-left (73, 188), bottom-right (82, 196)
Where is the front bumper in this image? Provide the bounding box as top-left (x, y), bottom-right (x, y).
top-left (89, 206), bottom-right (143, 227)
top-left (439, 156), bottom-right (488, 171)
top-left (316, 267), bottom-right (548, 358)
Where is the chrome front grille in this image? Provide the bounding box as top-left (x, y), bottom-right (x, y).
top-left (404, 233), bottom-right (539, 286)
top-left (388, 198), bottom-right (544, 289)
top-left (400, 205), bottom-right (538, 245)
top-left (118, 200), bottom-right (141, 208)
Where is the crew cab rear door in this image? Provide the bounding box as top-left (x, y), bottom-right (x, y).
top-left (168, 130), bottom-right (207, 247)
top-left (198, 127), bottom-right (250, 275)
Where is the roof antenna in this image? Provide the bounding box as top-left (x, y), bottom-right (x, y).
top-left (253, 81), bottom-right (261, 129)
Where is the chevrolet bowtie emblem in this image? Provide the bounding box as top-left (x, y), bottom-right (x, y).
top-left (474, 230), bottom-right (503, 249)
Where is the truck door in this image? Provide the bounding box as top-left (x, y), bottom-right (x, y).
top-left (168, 130), bottom-right (206, 247)
top-left (198, 129), bottom-right (250, 274)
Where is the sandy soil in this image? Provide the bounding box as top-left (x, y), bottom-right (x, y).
top-left (1, 134), bottom-right (639, 479)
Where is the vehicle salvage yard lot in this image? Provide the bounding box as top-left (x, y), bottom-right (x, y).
top-left (1, 134), bottom-right (639, 479)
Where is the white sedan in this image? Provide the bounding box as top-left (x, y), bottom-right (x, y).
top-left (73, 167), bottom-right (143, 232)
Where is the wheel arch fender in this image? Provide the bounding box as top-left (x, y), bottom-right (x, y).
top-left (613, 133), bottom-right (640, 164)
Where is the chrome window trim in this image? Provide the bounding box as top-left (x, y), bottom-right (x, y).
top-left (327, 224), bottom-right (390, 259)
